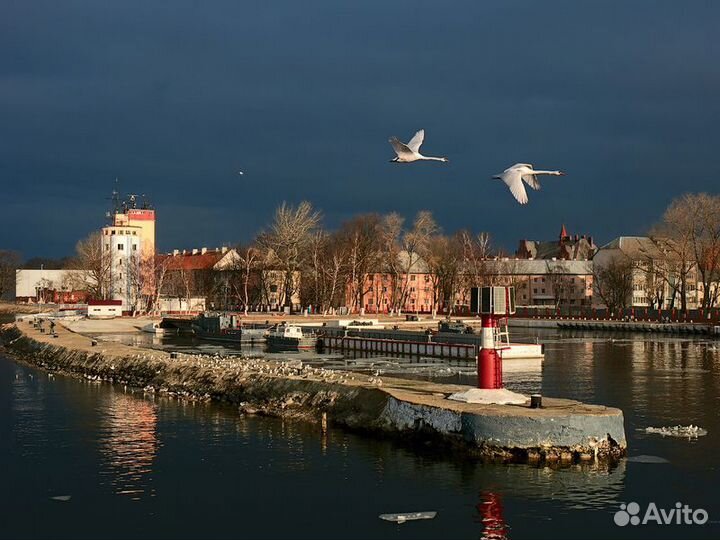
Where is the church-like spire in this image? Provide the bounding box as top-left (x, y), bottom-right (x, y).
top-left (559, 224), bottom-right (569, 240)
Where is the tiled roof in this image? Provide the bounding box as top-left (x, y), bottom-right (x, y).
top-left (158, 250), bottom-right (229, 271)
top-left (599, 236), bottom-right (666, 259)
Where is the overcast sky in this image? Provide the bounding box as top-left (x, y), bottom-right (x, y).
top-left (2, 1), bottom-right (719, 258)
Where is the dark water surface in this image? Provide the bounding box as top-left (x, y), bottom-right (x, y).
top-left (2, 325), bottom-right (719, 539)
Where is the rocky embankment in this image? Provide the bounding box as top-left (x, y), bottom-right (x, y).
top-left (0, 321), bottom-right (626, 463)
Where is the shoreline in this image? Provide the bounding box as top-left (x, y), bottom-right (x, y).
top-left (0, 320), bottom-right (626, 464)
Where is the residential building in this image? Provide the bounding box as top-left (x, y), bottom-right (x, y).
top-left (356, 251), bottom-right (435, 314)
top-left (485, 259), bottom-right (594, 307)
top-left (592, 236), bottom-right (700, 309)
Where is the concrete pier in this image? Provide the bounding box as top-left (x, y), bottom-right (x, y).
top-left (0, 320), bottom-right (625, 462)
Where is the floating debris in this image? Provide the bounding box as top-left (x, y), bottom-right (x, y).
top-left (50, 495), bottom-right (72, 502)
top-left (379, 511), bottom-right (437, 524)
top-left (643, 425), bottom-right (708, 438)
top-left (626, 455), bottom-right (670, 464)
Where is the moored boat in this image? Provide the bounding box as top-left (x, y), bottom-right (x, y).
top-left (266, 324), bottom-right (318, 350)
top-left (192, 313), bottom-right (269, 343)
top-left (141, 322), bottom-right (176, 335)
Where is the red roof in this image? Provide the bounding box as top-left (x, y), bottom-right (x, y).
top-left (559, 224), bottom-right (568, 239)
top-left (158, 250), bottom-right (228, 271)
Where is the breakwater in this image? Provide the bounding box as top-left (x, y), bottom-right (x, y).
top-left (0, 321), bottom-right (626, 463)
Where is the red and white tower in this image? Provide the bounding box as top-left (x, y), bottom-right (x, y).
top-left (474, 286), bottom-right (516, 389)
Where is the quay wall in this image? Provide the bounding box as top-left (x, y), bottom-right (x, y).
top-left (509, 318), bottom-right (719, 335)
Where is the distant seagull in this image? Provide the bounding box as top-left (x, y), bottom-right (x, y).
top-left (389, 129), bottom-right (449, 163)
top-left (237, 171), bottom-right (244, 176)
top-left (492, 163), bottom-right (565, 205)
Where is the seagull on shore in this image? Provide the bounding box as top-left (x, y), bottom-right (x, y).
top-left (492, 163), bottom-right (566, 205)
top-left (389, 129), bottom-right (449, 163)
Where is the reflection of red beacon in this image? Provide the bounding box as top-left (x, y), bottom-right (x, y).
top-left (471, 287), bottom-right (516, 389)
top-left (476, 492), bottom-right (508, 540)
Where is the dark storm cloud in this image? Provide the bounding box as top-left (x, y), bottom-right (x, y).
top-left (1, 0), bottom-right (719, 257)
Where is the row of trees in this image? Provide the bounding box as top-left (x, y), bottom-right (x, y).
top-left (55, 202), bottom-right (499, 315)
top-left (243, 203), bottom-right (498, 316)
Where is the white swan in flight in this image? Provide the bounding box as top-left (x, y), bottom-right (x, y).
top-left (389, 129), bottom-right (448, 163)
top-left (492, 163), bottom-right (565, 205)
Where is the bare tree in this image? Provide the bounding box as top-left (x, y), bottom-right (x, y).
top-left (593, 257), bottom-right (634, 314)
top-left (394, 211), bottom-right (438, 314)
top-left (300, 231), bottom-right (346, 315)
top-left (0, 250), bottom-right (21, 300)
top-left (676, 193), bottom-right (720, 309)
top-left (339, 214), bottom-right (382, 314)
top-left (231, 245), bottom-right (260, 315)
top-left (378, 213), bottom-right (404, 313)
top-left (654, 197), bottom-right (704, 312)
top-left (545, 263), bottom-right (574, 309)
top-left (425, 233), bottom-right (463, 318)
top-left (257, 201), bottom-right (321, 310)
top-left (66, 231), bottom-right (111, 300)
top-left (638, 259), bottom-right (666, 310)
top-left (149, 255), bottom-right (172, 315)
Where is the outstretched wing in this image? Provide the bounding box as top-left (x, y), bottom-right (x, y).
top-left (522, 173), bottom-right (541, 190)
top-left (406, 129), bottom-right (425, 153)
top-left (389, 136), bottom-right (414, 158)
top-left (501, 169), bottom-right (529, 205)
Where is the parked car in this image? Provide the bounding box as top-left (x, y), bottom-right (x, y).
top-left (438, 320), bottom-right (474, 334)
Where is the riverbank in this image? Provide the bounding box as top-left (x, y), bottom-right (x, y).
top-left (0, 320), bottom-right (626, 463)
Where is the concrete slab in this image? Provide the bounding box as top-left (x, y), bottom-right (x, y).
top-left (447, 388), bottom-right (528, 405)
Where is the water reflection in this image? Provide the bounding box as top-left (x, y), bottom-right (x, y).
top-left (97, 388), bottom-right (159, 500)
top-left (476, 492), bottom-right (508, 540)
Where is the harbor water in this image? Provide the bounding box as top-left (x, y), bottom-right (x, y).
top-left (1, 324), bottom-right (719, 539)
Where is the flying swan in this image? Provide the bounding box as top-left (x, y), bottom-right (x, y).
top-left (493, 163), bottom-right (565, 205)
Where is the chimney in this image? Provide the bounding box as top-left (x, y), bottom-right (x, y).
top-left (172, 249), bottom-right (179, 256)
top-left (192, 248), bottom-right (199, 255)
top-left (201, 247), bottom-right (207, 255)
top-left (182, 249), bottom-right (187, 255)
top-left (588, 236), bottom-right (594, 246)
top-left (574, 234), bottom-right (579, 242)
top-left (221, 246), bottom-right (228, 254)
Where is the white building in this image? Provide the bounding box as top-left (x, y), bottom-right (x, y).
top-left (101, 224), bottom-right (142, 312)
top-left (15, 269), bottom-right (89, 303)
top-left (592, 236), bottom-right (700, 309)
